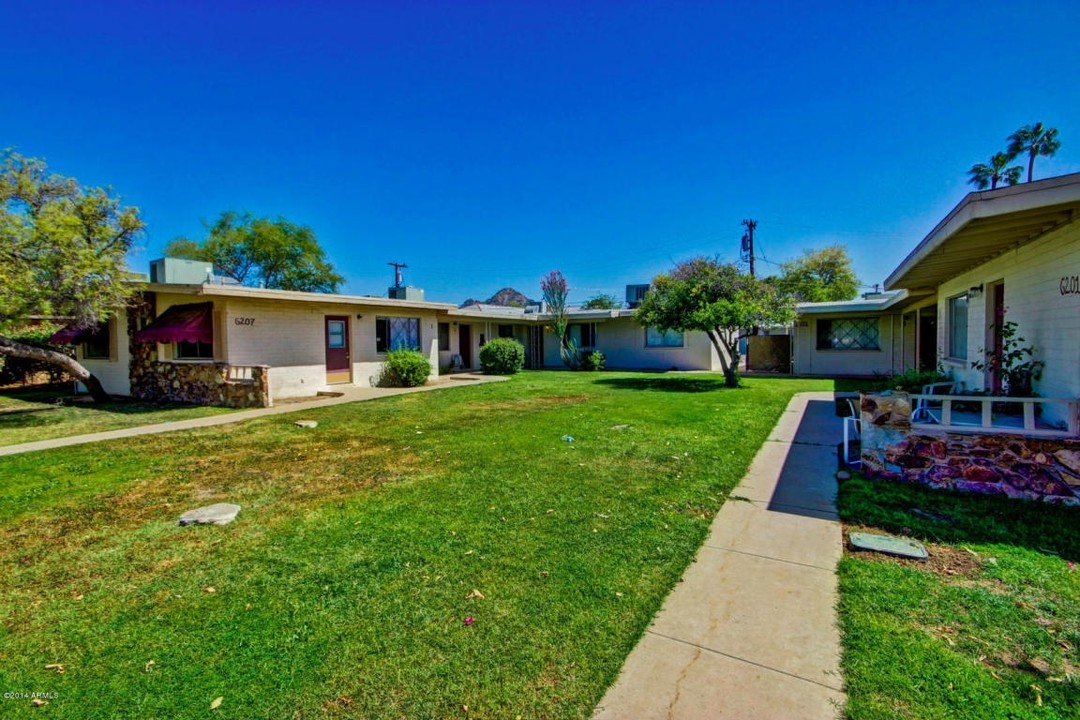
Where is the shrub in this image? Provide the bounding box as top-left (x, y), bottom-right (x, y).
top-left (379, 349), bottom-right (431, 387)
top-left (580, 350), bottom-right (606, 371)
top-left (871, 367), bottom-right (950, 394)
top-left (479, 338), bottom-right (525, 375)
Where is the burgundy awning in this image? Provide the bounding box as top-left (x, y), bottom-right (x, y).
top-left (49, 326), bottom-right (94, 345)
top-left (134, 302), bottom-right (213, 344)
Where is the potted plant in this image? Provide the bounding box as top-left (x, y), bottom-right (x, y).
top-left (971, 320), bottom-right (1044, 407)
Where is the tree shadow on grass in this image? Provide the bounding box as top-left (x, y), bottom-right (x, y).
top-left (0, 406), bottom-right (61, 417)
top-left (593, 376), bottom-right (731, 393)
top-left (0, 409), bottom-right (61, 431)
top-left (1, 388), bottom-right (201, 421)
top-left (839, 474), bottom-right (1080, 561)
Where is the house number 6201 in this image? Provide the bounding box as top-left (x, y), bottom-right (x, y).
top-left (234, 317), bottom-right (256, 326)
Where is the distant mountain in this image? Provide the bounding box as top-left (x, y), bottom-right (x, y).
top-left (460, 287), bottom-right (537, 308)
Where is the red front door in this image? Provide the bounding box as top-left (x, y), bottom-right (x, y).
top-left (325, 316), bottom-right (351, 384)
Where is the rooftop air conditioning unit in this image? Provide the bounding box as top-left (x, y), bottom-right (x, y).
top-left (149, 257), bottom-right (215, 284)
top-left (625, 284), bottom-right (650, 308)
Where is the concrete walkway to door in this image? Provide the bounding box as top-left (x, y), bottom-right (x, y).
top-left (594, 391), bottom-right (846, 720)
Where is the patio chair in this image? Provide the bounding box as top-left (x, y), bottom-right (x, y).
top-left (842, 398), bottom-right (861, 467)
top-left (911, 381), bottom-right (957, 424)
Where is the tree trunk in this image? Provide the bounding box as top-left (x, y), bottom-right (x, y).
top-left (721, 336), bottom-right (741, 388)
top-left (705, 328), bottom-right (740, 388)
top-left (1028, 151), bottom-right (1035, 183)
top-left (0, 335), bottom-right (111, 402)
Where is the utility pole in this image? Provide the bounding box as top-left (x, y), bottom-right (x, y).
top-left (741, 219), bottom-right (757, 277)
top-left (387, 261), bottom-right (407, 288)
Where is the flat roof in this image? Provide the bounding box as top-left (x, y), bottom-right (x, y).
top-left (796, 289), bottom-right (936, 316)
top-left (447, 307), bottom-right (629, 322)
top-left (885, 173), bottom-right (1080, 291)
top-left (450, 304), bottom-right (530, 319)
top-left (144, 283), bottom-right (458, 311)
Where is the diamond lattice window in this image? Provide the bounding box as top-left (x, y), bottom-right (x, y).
top-left (817, 318), bottom-right (880, 351)
top-left (376, 316), bottom-right (421, 352)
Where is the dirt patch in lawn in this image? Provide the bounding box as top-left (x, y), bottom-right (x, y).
top-left (843, 524), bottom-right (983, 577)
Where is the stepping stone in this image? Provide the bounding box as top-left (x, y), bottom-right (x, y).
top-left (294, 420), bottom-right (318, 428)
top-left (849, 531), bottom-right (928, 559)
top-left (178, 503), bottom-right (241, 526)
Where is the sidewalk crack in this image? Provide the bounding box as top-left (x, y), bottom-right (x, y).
top-left (646, 630), bottom-right (845, 693)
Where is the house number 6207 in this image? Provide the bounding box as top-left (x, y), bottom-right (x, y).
top-left (234, 317), bottom-right (256, 326)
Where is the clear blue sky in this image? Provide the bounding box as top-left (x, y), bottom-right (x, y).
top-left (4, 1), bottom-right (1079, 304)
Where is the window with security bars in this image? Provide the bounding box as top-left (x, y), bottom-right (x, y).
top-left (375, 317), bottom-right (421, 352)
top-left (816, 318), bottom-right (880, 350)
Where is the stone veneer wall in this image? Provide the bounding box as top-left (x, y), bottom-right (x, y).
top-left (131, 361), bottom-right (270, 408)
top-left (127, 291), bottom-right (271, 408)
top-left (859, 391), bottom-right (1080, 506)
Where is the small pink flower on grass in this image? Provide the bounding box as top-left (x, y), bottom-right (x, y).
top-left (464, 616), bottom-right (475, 626)
top-left (1069, 561), bottom-right (1076, 571)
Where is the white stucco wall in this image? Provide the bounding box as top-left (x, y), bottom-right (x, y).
top-left (541, 317), bottom-right (719, 371)
top-left (935, 220), bottom-right (1080, 409)
top-left (792, 315), bottom-right (901, 377)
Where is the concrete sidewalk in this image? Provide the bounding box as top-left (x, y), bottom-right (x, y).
top-left (0, 373), bottom-right (506, 458)
top-left (594, 392), bottom-right (846, 720)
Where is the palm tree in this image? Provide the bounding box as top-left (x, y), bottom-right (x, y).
top-left (968, 152), bottom-right (1023, 190)
top-left (1007, 122), bottom-right (1061, 182)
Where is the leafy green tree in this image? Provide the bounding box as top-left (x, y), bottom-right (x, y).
top-left (540, 270), bottom-right (577, 369)
top-left (776, 245), bottom-right (860, 303)
top-left (1007, 122), bottom-right (1061, 183)
top-left (0, 150), bottom-right (144, 401)
top-left (581, 293), bottom-right (621, 310)
top-left (165, 211), bottom-right (343, 292)
top-left (968, 152), bottom-right (1023, 190)
top-left (635, 258), bottom-right (795, 387)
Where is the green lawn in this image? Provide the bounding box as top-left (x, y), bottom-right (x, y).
top-left (0, 372), bottom-right (831, 718)
top-left (0, 388), bottom-right (237, 447)
top-left (838, 476), bottom-right (1080, 720)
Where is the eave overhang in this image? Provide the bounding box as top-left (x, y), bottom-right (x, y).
top-left (885, 173), bottom-right (1080, 292)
